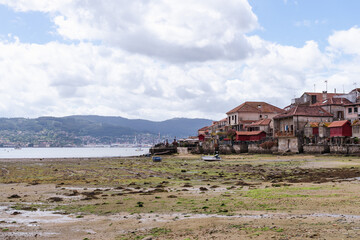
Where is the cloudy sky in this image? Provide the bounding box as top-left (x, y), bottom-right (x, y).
top-left (0, 0), bottom-right (359, 121)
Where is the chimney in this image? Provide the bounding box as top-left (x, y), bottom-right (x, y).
top-left (322, 91), bottom-right (327, 101)
top-left (334, 88), bottom-right (336, 93)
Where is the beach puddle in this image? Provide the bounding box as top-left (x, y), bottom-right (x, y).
top-left (0, 206), bottom-right (77, 226)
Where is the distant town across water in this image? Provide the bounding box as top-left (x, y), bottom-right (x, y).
top-left (0, 147), bottom-right (150, 159)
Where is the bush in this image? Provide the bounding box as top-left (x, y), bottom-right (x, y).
top-left (260, 141), bottom-right (276, 149)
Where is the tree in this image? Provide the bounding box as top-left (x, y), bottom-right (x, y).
top-left (227, 129), bottom-right (236, 141)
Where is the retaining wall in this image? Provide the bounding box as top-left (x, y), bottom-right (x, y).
top-left (303, 145), bottom-right (330, 154)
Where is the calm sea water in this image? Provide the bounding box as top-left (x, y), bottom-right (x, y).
top-left (0, 147), bottom-right (150, 159)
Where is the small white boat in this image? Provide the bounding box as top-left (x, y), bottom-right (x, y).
top-left (202, 154), bottom-right (221, 161)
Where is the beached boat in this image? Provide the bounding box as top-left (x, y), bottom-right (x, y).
top-left (202, 154), bottom-right (221, 161)
top-left (152, 156), bottom-right (162, 162)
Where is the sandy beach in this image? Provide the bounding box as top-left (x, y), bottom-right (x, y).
top-left (1, 154), bottom-right (360, 239)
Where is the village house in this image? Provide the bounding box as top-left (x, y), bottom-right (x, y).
top-left (273, 105), bottom-right (333, 152)
top-left (209, 118), bottom-right (228, 134)
top-left (334, 88), bottom-right (360, 103)
top-left (198, 126), bottom-right (210, 142)
top-left (293, 91), bottom-right (341, 106)
top-left (226, 101), bottom-right (284, 132)
top-left (192, 87), bottom-right (360, 155)
top-left (247, 118), bottom-right (272, 135)
top-left (313, 97), bottom-right (351, 120)
top-left (345, 103), bottom-right (360, 122)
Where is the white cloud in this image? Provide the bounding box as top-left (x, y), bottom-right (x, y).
top-left (0, 1), bottom-right (360, 121)
top-left (1, 0), bottom-right (259, 62)
top-left (328, 26), bottom-right (360, 55)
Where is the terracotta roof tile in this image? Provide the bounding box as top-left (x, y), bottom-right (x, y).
top-left (308, 122), bottom-right (319, 127)
top-left (198, 126), bottom-right (209, 131)
top-left (328, 120), bottom-right (350, 128)
top-left (274, 105), bottom-right (333, 119)
top-left (303, 92), bottom-right (342, 104)
top-left (319, 122), bottom-right (331, 127)
top-left (313, 97), bottom-right (352, 106)
top-left (226, 102), bottom-right (284, 115)
top-left (248, 119), bottom-right (271, 126)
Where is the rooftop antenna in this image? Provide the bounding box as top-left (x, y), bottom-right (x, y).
top-left (354, 82), bottom-right (357, 90)
top-left (314, 84), bottom-right (316, 92)
top-left (325, 80), bottom-right (328, 92)
top-left (343, 85), bottom-right (345, 93)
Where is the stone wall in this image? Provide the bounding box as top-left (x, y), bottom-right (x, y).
top-left (278, 137), bottom-right (300, 153)
top-left (219, 145), bottom-right (233, 154)
top-left (303, 145), bottom-right (330, 154)
top-left (201, 142), bottom-right (216, 154)
top-left (328, 145), bottom-right (360, 154)
top-left (177, 147), bottom-right (189, 155)
top-left (330, 145), bottom-right (348, 154)
top-left (248, 144), bottom-right (278, 154)
top-left (348, 145), bottom-right (360, 154)
top-left (233, 144), bottom-right (248, 154)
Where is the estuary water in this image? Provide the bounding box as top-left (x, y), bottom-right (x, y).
top-left (0, 147), bottom-right (150, 159)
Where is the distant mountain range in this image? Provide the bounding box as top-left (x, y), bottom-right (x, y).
top-left (0, 115), bottom-right (213, 146)
top-left (68, 115), bottom-right (213, 138)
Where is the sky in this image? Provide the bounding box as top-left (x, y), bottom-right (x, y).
top-left (0, 0), bottom-right (360, 121)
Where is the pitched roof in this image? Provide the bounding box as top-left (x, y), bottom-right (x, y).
top-left (328, 120), bottom-right (350, 128)
top-left (248, 118), bottom-right (271, 126)
top-left (351, 88), bottom-right (360, 93)
top-left (226, 102), bottom-right (284, 115)
top-left (313, 97), bottom-right (352, 106)
top-left (236, 131), bottom-right (264, 136)
top-left (303, 92), bottom-right (342, 104)
top-left (274, 105), bottom-right (333, 119)
top-left (306, 122), bottom-right (319, 127)
top-left (198, 126), bottom-right (209, 131)
top-left (319, 122), bottom-right (331, 127)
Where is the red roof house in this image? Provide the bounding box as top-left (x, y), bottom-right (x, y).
top-left (235, 131), bottom-right (266, 141)
top-left (328, 120), bottom-right (352, 137)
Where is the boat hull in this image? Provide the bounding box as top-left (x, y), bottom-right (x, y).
top-left (202, 156), bottom-right (221, 161)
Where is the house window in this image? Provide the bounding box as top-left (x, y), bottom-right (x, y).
top-left (259, 114), bottom-right (262, 118)
top-left (311, 95), bottom-right (317, 104)
top-left (349, 108), bottom-right (353, 114)
top-left (355, 107), bottom-right (358, 113)
top-left (232, 115), bottom-right (234, 120)
top-left (235, 115), bottom-right (237, 123)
